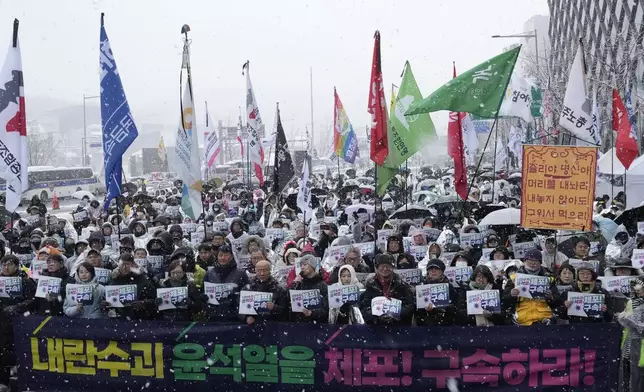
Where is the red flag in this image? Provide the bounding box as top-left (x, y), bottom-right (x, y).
top-left (613, 89), bottom-right (638, 169)
top-left (368, 31), bottom-right (388, 165)
top-left (448, 63), bottom-right (468, 200)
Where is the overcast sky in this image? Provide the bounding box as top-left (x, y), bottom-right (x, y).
top-left (0, 0), bottom-right (549, 149)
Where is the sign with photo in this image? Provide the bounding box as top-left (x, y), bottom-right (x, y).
top-left (35, 277), bottom-right (62, 299)
top-left (394, 268), bottom-right (423, 286)
top-left (203, 282), bottom-right (235, 305)
top-left (66, 284), bottom-right (94, 305)
top-left (239, 291), bottom-right (273, 315)
top-left (567, 292), bottom-right (604, 318)
top-left (289, 289), bottom-right (322, 313)
top-left (105, 284), bottom-right (138, 307)
top-left (371, 296), bottom-right (402, 317)
top-left (328, 284), bottom-right (360, 309)
top-left (156, 287), bottom-right (188, 311)
top-left (466, 290), bottom-right (501, 315)
top-left (416, 283), bottom-right (450, 309)
top-left (515, 273), bottom-right (550, 300)
top-left (444, 266), bottom-right (473, 288)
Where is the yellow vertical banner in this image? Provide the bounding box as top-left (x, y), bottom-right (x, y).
top-left (521, 145), bottom-right (597, 231)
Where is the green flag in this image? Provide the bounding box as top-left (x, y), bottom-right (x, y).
top-left (377, 62), bottom-right (436, 195)
top-left (406, 46), bottom-right (521, 118)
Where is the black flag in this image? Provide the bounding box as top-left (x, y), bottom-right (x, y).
top-left (272, 103), bottom-right (295, 194)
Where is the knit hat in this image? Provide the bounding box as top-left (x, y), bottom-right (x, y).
top-left (298, 254), bottom-right (319, 271)
top-left (575, 262), bottom-right (598, 280)
top-left (301, 242), bottom-right (316, 256)
top-left (375, 253), bottom-right (395, 268)
top-left (426, 259), bottom-right (446, 272)
top-left (523, 248), bottom-right (542, 262)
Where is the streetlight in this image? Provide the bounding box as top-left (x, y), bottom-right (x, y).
top-left (491, 29), bottom-right (539, 73)
top-left (83, 94), bottom-right (99, 166)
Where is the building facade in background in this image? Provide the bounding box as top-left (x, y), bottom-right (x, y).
top-left (548, 0), bottom-right (644, 148)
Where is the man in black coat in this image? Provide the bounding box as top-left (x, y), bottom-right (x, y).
top-left (360, 253), bottom-right (414, 326)
top-left (242, 260), bottom-right (288, 324)
top-left (204, 245), bottom-right (249, 322)
top-left (290, 255), bottom-right (329, 324)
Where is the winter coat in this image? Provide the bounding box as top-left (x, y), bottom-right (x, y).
top-left (565, 281), bottom-right (613, 323)
top-left (329, 262), bottom-right (371, 285)
top-left (0, 270), bottom-right (37, 368)
top-left (107, 271), bottom-right (158, 320)
top-left (62, 277), bottom-right (106, 319)
top-left (328, 265), bottom-right (364, 325)
top-left (157, 276), bottom-right (206, 322)
top-left (203, 261), bottom-right (249, 322)
top-left (290, 274), bottom-right (329, 324)
top-left (503, 266), bottom-right (561, 325)
top-left (241, 277), bottom-right (289, 323)
top-left (34, 267), bottom-right (74, 317)
top-left (360, 273), bottom-right (415, 326)
top-left (414, 275), bottom-right (459, 326)
top-left (459, 281), bottom-right (505, 326)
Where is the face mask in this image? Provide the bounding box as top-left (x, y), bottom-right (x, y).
top-left (455, 261), bottom-right (468, 267)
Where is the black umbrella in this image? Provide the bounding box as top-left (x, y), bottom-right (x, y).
top-left (472, 204), bottom-right (507, 222)
top-left (389, 204), bottom-right (433, 220)
top-left (614, 206), bottom-right (644, 237)
top-left (310, 188), bottom-right (327, 196)
top-left (132, 193), bottom-right (155, 204)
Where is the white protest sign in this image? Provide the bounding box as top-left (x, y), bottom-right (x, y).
top-left (512, 242), bottom-right (536, 259)
top-left (156, 287), bottom-right (188, 311)
top-left (264, 228), bottom-right (285, 243)
top-left (632, 249), bottom-right (644, 269)
top-left (289, 289), bottom-right (322, 313)
top-left (377, 229), bottom-right (394, 250)
top-left (190, 231), bottom-right (205, 246)
top-left (466, 290), bottom-right (501, 315)
top-left (567, 292), bottom-right (604, 318)
top-left (371, 296), bottom-right (402, 317)
top-left (479, 248), bottom-right (494, 262)
top-left (416, 283), bottom-right (450, 309)
top-left (328, 284), bottom-right (360, 309)
top-left (0, 277), bottom-right (22, 298)
top-left (409, 245), bottom-right (429, 262)
top-left (444, 266), bottom-right (473, 288)
top-left (203, 282), bottom-right (235, 305)
top-left (321, 245), bottom-right (352, 271)
top-left (394, 268), bottom-right (423, 286)
top-left (599, 276), bottom-right (635, 295)
top-left (460, 232), bottom-right (484, 248)
top-left (94, 268), bottom-right (111, 285)
top-left (105, 284), bottom-right (138, 307)
top-left (30, 260), bottom-right (47, 280)
top-left (35, 277), bottom-right (62, 299)
top-left (147, 256), bottom-right (165, 275)
top-left (239, 291), bottom-right (273, 315)
top-left (568, 259), bottom-right (600, 273)
top-left (638, 222), bottom-right (644, 234)
top-left (515, 273), bottom-right (550, 299)
top-left (66, 284), bottom-right (94, 305)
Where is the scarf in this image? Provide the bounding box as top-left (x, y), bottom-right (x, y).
top-left (377, 275), bottom-right (393, 298)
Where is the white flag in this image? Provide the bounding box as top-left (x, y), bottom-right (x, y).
top-left (499, 72), bottom-right (535, 123)
top-left (507, 125), bottom-right (523, 169)
top-left (576, 92), bottom-right (602, 149)
top-left (0, 23), bottom-right (28, 212)
top-left (243, 62), bottom-right (265, 185)
top-left (559, 43), bottom-right (597, 144)
top-left (461, 114), bottom-right (478, 166)
top-left (204, 108), bottom-right (220, 169)
top-left (297, 155), bottom-right (313, 221)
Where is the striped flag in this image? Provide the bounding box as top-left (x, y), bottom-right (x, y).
top-left (204, 103), bottom-right (220, 168)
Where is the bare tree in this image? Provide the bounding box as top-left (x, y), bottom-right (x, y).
top-left (28, 133), bottom-right (62, 166)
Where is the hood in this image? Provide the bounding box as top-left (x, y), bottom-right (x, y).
top-left (283, 247), bottom-right (301, 264)
top-left (129, 221), bottom-right (148, 238)
top-left (337, 264), bottom-right (359, 285)
top-left (461, 224), bottom-right (480, 234)
top-left (427, 242), bottom-right (442, 258)
top-left (243, 235), bottom-right (265, 254)
top-left (229, 218), bottom-right (246, 234)
top-left (156, 231), bottom-right (175, 254)
top-left (88, 231), bottom-right (105, 246)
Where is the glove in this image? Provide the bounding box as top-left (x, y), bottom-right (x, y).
top-left (339, 302), bottom-right (352, 315)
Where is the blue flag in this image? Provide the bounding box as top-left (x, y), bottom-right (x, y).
top-left (99, 14), bottom-right (138, 210)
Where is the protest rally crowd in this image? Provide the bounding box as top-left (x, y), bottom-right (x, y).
top-left (0, 174), bottom-right (640, 391)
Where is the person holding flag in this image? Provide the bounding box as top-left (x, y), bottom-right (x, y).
top-left (99, 13), bottom-right (138, 213)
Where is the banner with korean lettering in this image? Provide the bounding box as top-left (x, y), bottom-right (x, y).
top-left (521, 145), bottom-right (596, 231)
top-left (14, 316), bottom-right (619, 392)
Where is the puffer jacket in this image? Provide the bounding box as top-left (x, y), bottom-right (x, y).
top-left (203, 260), bottom-right (249, 322)
top-left (34, 267), bottom-right (75, 317)
top-left (290, 274), bottom-right (329, 324)
top-left (503, 266), bottom-right (561, 326)
top-left (107, 271), bottom-right (158, 320)
top-left (157, 276), bottom-right (206, 322)
top-left (360, 273), bottom-right (414, 326)
top-left (0, 270), bottom-right (37, 368)
top-left (414, 275), bottom-right (459, 326)
top-left (565, 280), bottom-right (613, 324)
top-left (241, 276), bottom-right (289, 323)
top-left (62, 277), bottom-right (106, 319)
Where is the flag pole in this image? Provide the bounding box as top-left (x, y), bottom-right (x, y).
top-left (491, 120), bottom-right (499, 203)
top-left (204, 101), bottom-right (210, 183)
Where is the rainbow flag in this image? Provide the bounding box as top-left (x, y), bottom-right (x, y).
top-left (333, 89), bottom-right (359, 164)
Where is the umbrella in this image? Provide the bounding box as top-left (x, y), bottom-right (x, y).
top-left (71, 191), bottom-right (97, 201)
top-left (508, 172), bottom-right (522, 179)
top-left (412, 191), bottom-right (440, 205)
top-left (472, 204), bottom-right (507, 222)
top-left (481, 163), bottom-right (494, 170)
top-left (343, 179), bottom-right (359, 187)
top-left (359, 185), bottom-right (375, 195)
top-left (478, 208), bottom-right (521, 226)
top-left (132, 193), bottom-right (155, 204)
top-left (389, 204), bottom-right (433, 220)
top-left (614, 206), bottom-right (644, 236)
top-left (417, 179), bottom-right (440, 191)
top-left (340, 185), bottom-right (359, 194)
top-left (310, 188), bottom-right (327, 196)
top-left (592, 215), bottom-right (619, 242)
top-left (428, 195), bottom-right (462, 205)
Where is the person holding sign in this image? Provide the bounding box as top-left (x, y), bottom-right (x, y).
top-left (34, 254), bottom-right (73, 317)
top-left (328, 265), bottom-right (364, 325)
top-left (460, 265), bottom-right (505, 326)
top-left (289, 255), bottom-right (329, 324)
top-left (203, 245), bottom-right (249, 322)
top-left (156, 260), bottom-right (205, 322)
top-left (563, 262), bottom-right (612, 323)
top-left (0, 255), bottom-right (37, 388)
top-left (62, 262), bottom-right (108, 319)
top-left (329, 247), bottom-right (371, 284)
top-left (107, 253), bottom-right (158, 320)
top-left (241, 260), bottom-right (288, 325)
top-left (415, 260), bottom-right (458, 326)
top-left (360, 254), bottom-right (414, 326)
top-left (503, 249), bottom-right (561, 326)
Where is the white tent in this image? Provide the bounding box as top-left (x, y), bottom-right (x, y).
top-left (597, 148), bottom-right (625, 175)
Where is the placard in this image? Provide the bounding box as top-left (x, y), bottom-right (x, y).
top-left (371, 296), bottom-right (402, 317)
top-left (110, 234), bottom-right (121, 253)
top-left (94, 268), bottom-right (111, 285)
top-left (264, 228), bottom-right (285, 243)
top-left (105, 284), bottom-right (138, 307)
top-left (35, 277), bottom-right (62, 299)
top-left (479, 247), bottom-right (494, 262)
top-left (321, 245), bottom-right (352, 271)
top-left (416, 283), bottom-right (450, 309)
top-left (409, 245), bottom-right (428, 262)
top-left (203, 282), bottom-right (235, 305)
top-left (66, 284), bottom-right (94, 305)
top-left (16, 253), bottom-right (33, 266)
top-left (460, 232), bottom-right (484, 248)
top-left (377, 229), bottom-right (394, 249)
top-left (147, 256), bottom-right (165, 275)
top-left (466, 289), bottom-right (501, 315)
top-left (515, 273), bottom-right (550, 299)
top-left (520, 145), bottom-right (596, 231)
top-left (239, 291), bottom-right (273, 315)
top-left (190, 231), bottom-right (204, 246)
top-left (0, 276), bottom-right (22, 298)
top-left (212, 221), bottom-right (229, 233)
top-left (567, 292), bottom-right (604, 318)
top-left (632, 249), bottom-right (644, 268)
top-left (180, 223), bottom-right (197, 233)
top-left (30, 260), bottom-right (47, 280)
top-left (355, 273), bottom-right (371, 285)
top-left (276, 266), bottom-right (293, 281)
top-left (512, 242), bottom-right (536, 259)
top-left (353, 242), bottom-right (375, 257)
top-left (422, 228), bottom-right (441, 242)
top-left (440, 252), bottom-right (457, 264)
top-left (394, 268), bottom-right (423, 286)
top-left (289, 289), bottom-right (322, 313)
top-left (72, 210), bottom-right (89, 222)
top-left (156, 287), bottom-right (188, 311)
top-left (328, 284), bottom-right (360, 309)
top-left (598, 276), bottom-right (634, 294)
top-left (444, 266), bottom-right (473, 288)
